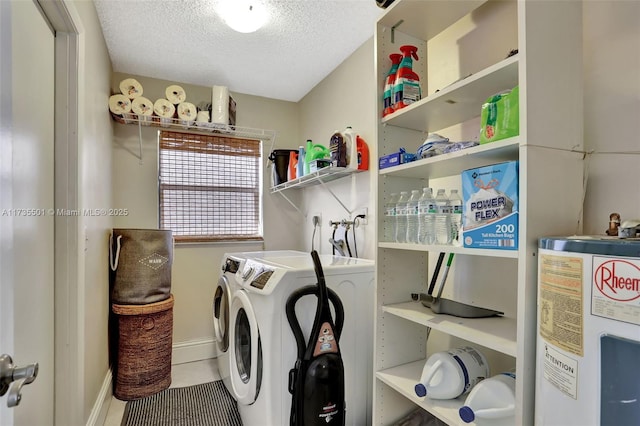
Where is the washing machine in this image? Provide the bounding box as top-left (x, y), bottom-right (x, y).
top-left (227, 250), bottom-right (375, 426)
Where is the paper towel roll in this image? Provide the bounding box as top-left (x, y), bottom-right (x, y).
top-left (154, 98), bottom-right (176, 127)
top-left (131, 96), bottom-right (154, 125)
top-left (119, 78), bottom-right (143, 99)
top-left (211, 85), bottom-right (229, 125)
top-left (177, 102), bottom-right (197, 127)
top-left (109, 94), bottom-right (132, 116)
top-left (166, 85), bottom-right (187, 104)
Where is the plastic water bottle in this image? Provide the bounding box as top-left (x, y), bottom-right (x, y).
top-left (417, 187), bottom-right (435, 244)
top-left (459, 373), bottom-right (516, 425)
top-left (449, 189), bottom-right (463, 246)
top-left (406, 189), bottom-right (421, 243)
top-left (394, 191), bottom-right (410, 243)
top-left (435, 189), bottom-right (451, 245)
top-left (383, 193), bottom-right (399, 242)
top-left (414, 346), bottom-right (490, 400)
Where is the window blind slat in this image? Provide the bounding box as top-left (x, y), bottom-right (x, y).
top-left (159, 130), bottom-right (262, 242)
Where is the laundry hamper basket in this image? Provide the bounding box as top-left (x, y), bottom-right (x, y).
top-left (112, 294), bottom-right (174, 400)
top-left (109, 228), bottom-right (173, 305)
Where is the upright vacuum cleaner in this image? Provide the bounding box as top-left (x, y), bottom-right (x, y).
top-left (286, 250), bottom-right (346, 426)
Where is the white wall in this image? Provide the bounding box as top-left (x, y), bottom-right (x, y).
top-left (110, 73), bottom-right (301, 350)
top-left (582, 1), bottom-right (640, 234)
top-left (73, 0), bottom-right (115, 421)
top-left (297, 39), bottom-right (377, 260)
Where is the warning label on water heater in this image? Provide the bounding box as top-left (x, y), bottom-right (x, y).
top-left (539, 254), bottom-right (584, 356)
top-left (543, 343), bottom-right (578, 400)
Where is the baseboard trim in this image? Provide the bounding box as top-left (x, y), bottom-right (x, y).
top-left (84, 341), bottom-right (216, 426)
top-left (172, 339), bottom-right (217, 365)
top-left (86, 368), bottom-right (112, 426)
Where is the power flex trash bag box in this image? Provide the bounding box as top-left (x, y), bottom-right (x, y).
top-left (462, 161), bottom-right (518, 250)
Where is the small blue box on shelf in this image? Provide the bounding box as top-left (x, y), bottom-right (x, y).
top-left (379, 148), bottom-right (416, 170)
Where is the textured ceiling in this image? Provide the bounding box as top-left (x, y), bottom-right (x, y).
top-left (94, 0), bottom-right (383, 102)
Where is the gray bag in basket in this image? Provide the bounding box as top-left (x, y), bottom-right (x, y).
top-left (109, 228), bottom-right (173, 304)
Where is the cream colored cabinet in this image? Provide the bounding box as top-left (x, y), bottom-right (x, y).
top-left (373, 1), bottom-right (584, 424)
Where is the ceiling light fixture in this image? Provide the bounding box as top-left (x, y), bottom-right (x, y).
top-left (219, 1), bottom-right (269, 34)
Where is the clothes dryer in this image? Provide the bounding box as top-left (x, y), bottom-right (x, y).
top-left (227, 251), bottom-right (375, 426)
top-left (214, 251), bottom-right (314, 398)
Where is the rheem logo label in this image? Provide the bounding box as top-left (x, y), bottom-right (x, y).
top-left (594, 258), bottom-right (640, 302)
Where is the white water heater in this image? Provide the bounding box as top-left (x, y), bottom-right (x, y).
top-left (535, 237), bottom-right (640, 425)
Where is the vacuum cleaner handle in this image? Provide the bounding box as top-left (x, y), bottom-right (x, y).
top-left (311, 250), bottom-right (328, 301)
top-left (286, 285), bottom-right (345, 360)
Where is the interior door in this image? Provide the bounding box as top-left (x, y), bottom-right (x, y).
top-left (0, 1), bottom-right (55, 424)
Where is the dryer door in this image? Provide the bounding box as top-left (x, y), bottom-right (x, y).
top-left (230, 290), bottom-right (262, 405)
top-left (213, 275), bottom-right (231, 353)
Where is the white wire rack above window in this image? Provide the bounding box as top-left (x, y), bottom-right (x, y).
top-left (110, 112), bottom-right (277, 162)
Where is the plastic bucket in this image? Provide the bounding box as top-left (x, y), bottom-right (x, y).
top-left (269, 149), bottom-right (296, 185)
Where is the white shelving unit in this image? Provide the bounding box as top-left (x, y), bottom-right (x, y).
top-left (373, 1), bottom-right (584, 425)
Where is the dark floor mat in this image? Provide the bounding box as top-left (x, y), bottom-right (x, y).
top-left (121, 381), bottom-right (242, 426)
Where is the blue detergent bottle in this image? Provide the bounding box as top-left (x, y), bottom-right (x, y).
top-left (297, 146), bottom-right (305, 178)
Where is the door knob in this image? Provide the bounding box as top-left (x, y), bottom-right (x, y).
top-left (0, 354), bottom-right (38, 407)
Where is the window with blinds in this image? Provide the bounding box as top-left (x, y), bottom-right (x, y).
top-left (159, 131), bottom-right (262, 242)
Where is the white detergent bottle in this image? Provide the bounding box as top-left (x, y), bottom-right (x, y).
top-left (343, 126), bottom-right (358, 169)
top-left (459, 372), bottom-right (516, 425)
top-left (414, 346), bottom-right (489, 400)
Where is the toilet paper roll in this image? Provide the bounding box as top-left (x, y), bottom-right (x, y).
top-left (119, 78), bottom-right (143, 99)
top-left (166, 85), bottom-right (187, 104)
top-left (177, 102), bottom-right (197, 126)
top-left (211, 85), bottom-right (229, 125)
top-left (131, 96), bottom-right (154, 125)
top-left (196, 110), bottom-right (210, 126)
top-left (109, 94), bottom-right (132, 116)
top-left (153, 98), bottom-right (176, 118)
top-left (154, 98), bottom-right (176, 127)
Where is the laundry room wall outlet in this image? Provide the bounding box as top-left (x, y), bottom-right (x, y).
top-left (312, 213), bottom-right (322, 227)
top-left (356, 208), bottom-right (368, 226)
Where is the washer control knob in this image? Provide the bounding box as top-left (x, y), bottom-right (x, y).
top-left (241, 267), bottom-right (254, 280)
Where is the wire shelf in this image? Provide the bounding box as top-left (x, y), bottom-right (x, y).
top-left (111, 112), bottom-right (276, 141)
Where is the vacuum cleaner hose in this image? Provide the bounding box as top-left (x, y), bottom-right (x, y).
top-left (286, 286), bottom-right (345, 360)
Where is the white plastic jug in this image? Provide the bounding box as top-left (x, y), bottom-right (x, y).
top-left (343, 126), bottom-right (358, 170)
top-left (458, 372), bottom-right (516, 425)
top-left (414, 346), bottom-right (489, 400)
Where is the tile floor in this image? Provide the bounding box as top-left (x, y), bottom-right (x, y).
top-left (103, 358), bottom-right (221, 426)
